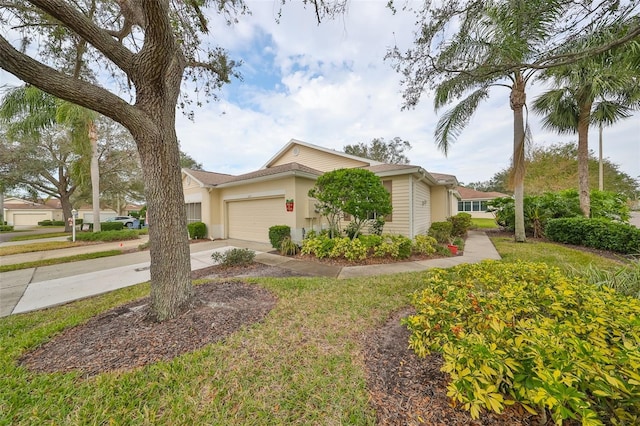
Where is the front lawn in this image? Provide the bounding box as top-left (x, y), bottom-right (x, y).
top-left (1, 236), bottom-right (636, 424)
top-left (1, 274), bottom-right (423, 424)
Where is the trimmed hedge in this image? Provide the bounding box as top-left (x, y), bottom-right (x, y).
top-left (72, 230), bottom-right (139, 242)
top-left (187, 221), bottom-right (207, 239)
top-left (268, 225), bottom-right (291, 249)
top-left (100, 221), bottom-right (124, 231)
top-left (37, 220), bottom-right (66, 226)
top-left (545, 217), bottom-right (640, 254)
top-left (0, 225), bottom-right (14, 232)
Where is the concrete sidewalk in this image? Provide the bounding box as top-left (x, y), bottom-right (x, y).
top-left (0, 231), bottom-right (500, 317)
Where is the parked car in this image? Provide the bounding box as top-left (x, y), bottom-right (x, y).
top-left (106, 216), bottom-right (139, 229)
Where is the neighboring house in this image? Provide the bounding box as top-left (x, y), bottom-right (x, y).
top-left (2, 197), bottom-right (64, 226)
top-left (456, 186), bottom-right (509, 219)
top-left (3, 197), bottom-right (118, 226)
top-left (182, 139), bottom-right (461, 244)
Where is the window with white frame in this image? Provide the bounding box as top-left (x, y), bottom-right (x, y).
top-left (185, 203), bottom-right (202, 223)
top-left (458, 200), bottom-right (488, 212)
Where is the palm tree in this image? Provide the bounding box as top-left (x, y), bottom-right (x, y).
top-left (429, 1), bottom-right (563, 242)
top-left (0, 85), bottom-right (100, 231)
top-left (533, 36), bottom-right (640, 217)
top-left (387, 1), bottom-right (639, 243)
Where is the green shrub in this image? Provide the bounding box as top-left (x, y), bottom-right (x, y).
top-left (412, 234), bottom-right (438, 255)
top-left (344, 221), bottom-right (361, 239)
top-left (211, 248), bottom-right (255, 267)
top-left (405, 261), bottom-right (640, 424)
top-left (373, 234), bottom-right (413, 259)
top-left (73, 230), bottom-right (139, 242)
top-left (545, 217), bottom-right (640, 254)
top-left (428, 221), bottom-right (453, 244)
top-left (37, 220), bottom-right (53, 226)
top-left (369, 216), bottom-right (385, 235)
top-left (447, 212), bottom-right (472, 237)
top-left (570, 261), bottom-right (640, 299)
top-left (187, 221), bottom-right (207, 239)
top-left (0, 225), bottom-right (14, 232)
top-left (100, 221), bottom-right (124, 231)
top-left (279, 237), bottom-right (300, 256)
top-left (301, 234), bottom-right (336, 259)
top-left (268, 225), bottom-right (291, 249)
top-left (488, 190), bottom-right (630, 236)
top-left (358, 234), bottom-right (383, 250)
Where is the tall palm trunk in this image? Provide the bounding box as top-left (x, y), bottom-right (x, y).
top-left (89, 121), bottom-right (101, 231)
top-left (510, 72), bottom-right (527, 242)
top-left (577, 99), bottom-right (592, 217)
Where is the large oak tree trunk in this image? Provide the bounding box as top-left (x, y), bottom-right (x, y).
top-left (137, 124), bottom-right (192, 322)
top-left (510, 73), bottom-right (527, 243)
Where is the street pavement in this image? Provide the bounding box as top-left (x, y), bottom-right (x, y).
top-left (0, 230), bottom-right (501, 317)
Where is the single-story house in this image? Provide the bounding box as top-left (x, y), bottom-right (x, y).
top-left (2, 197), bottom-right (118, 226)
top-left (2, 197), bottom-right (65, 226)
top-left (182, 139), bottom-right (461, 244)
top-left (456, 186), bottom-right (509, 219)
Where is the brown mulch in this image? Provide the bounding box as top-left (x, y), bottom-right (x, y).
top-left (363, 308), bottom-right (559, 426)
top-left (18, 261), bottom-right (569, 424)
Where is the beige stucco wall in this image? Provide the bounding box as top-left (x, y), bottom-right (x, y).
top-left (430, 186), bottom-right (456, 222)
top-left (214, 176), bottom-right (318, 242)
top-left (271, 144), bottom-right (369, 172)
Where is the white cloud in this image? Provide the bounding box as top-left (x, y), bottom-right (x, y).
top-left (3, 1), bottom-right (639, 187)
top-left (179, 1), bottom-right (640, 185)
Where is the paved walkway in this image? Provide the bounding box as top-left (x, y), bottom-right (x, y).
top-left (0, 231), bottom-right (500, 317)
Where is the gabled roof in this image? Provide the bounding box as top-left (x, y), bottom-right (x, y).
top-left (430, 172), bottom-right (459, 186)
top-left (4, 202), bottom-right (51, 210)
top-left (456, 186), bottom-right (508, 200)
top-left (218, 162), bottom-right (322, 187)
top-left (262, 138), bottom-right (385, 169)
top-left (183, 169), bottom-right (235, 187)
top-left (183, 163), bottom-right (322, 189)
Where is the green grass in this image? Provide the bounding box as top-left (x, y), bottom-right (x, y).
top-left (0, 273), bottom-right (430, 425)
top-left (490, 236), bottom-right (625, 274)
top-left (0, 250), bottom-right (123, 272)
top-left (8, 232), bottom-right (70, 242)
top-left (0, 234), bottom-right (632, 424)
top-left (0, 241), bottom-right (81, 256)
top-left (471, 218), bottom-right (498, 229)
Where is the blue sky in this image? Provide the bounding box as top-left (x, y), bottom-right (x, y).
top-left (2, 1), bottom-right (639, 186)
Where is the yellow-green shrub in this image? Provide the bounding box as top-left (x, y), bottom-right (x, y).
top-left (405, 261), bottom-right (640, 425)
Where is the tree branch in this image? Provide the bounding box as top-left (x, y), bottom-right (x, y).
top-left (28, 0), bottom-right (135, 72)
top-left (0, 35), bottom-right (152, 130)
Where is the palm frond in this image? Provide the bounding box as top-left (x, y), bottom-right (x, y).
top-left (434, 88), bottom-right (489, 155)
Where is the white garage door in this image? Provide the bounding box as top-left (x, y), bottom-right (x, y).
top-left (227, 197), bottom-right (286, 243)
top-left (14, 213), bottom-right (49, 226)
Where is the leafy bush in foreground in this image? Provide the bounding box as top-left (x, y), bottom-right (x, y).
top-left (405, 261), bottom-right (640, 424)
top-left (73, 230), bottom-right (139, 242)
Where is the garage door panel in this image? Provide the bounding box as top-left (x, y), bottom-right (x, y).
top-left (14, 213), bottom-right (49, 226)
top-left (227, 197), bottom-right (285, 243)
